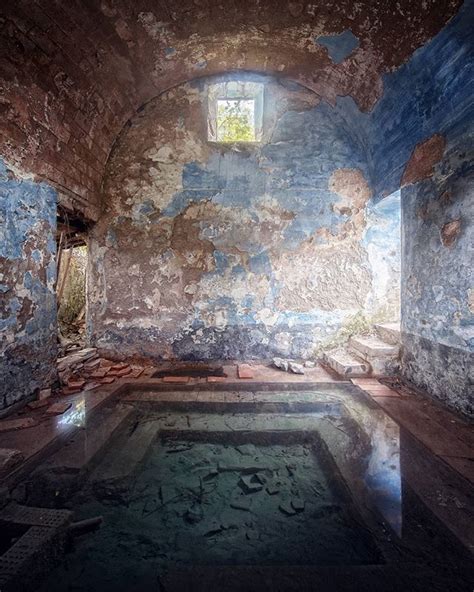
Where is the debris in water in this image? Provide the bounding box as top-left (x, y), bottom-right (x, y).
top-left (239, 475), bottom-right (264, 494)
top-left (230, 496), bottom-right (253, 511)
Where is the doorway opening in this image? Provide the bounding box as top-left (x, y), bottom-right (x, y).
top-left (56, 209), bottom-right (88, 355)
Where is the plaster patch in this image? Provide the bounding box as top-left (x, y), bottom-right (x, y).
top-left (401, 134), bottom-right (446, 187)
top-left (316, 30), bottom-right (360, 64)
top-left (329, 168), bottom-right (372, 213)
top-left (273, 237), bottom-right (372, 312)
top-left (440, 219), bottom-right (461, 247)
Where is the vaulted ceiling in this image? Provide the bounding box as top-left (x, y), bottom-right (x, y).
top-left (0, 0), bottom-right (462, 219)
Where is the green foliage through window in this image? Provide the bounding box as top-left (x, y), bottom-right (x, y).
top-left (217, 99), bottom-right (255, 142)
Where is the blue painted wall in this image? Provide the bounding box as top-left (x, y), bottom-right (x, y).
top-left (364, 0), bottom-right (473, 415)
top-left (89, 76), bottom-right (400, 361)
top-left (401, 151), bottom-right (473, 416)
top-left (0, 159), bottom-right (57, 410)
top-left (367, 0), bottom-right (473, 199)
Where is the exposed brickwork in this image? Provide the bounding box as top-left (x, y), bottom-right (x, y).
top-left (401, 134), bottom-right (446, 187)
top-left (0, 1), bottom-right (461, 218)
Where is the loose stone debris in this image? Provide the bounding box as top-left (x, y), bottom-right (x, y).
top-left (272, 358), bottom-right (305, 374)
top-left (238, 364), bottom-right (255, 379)
top-left (46, 402), bottom-right (72, 416)
top-left (56, 347), bottom-right (144, 395)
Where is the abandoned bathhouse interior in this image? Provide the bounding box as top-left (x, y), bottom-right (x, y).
top-left (0, 0), bottom-right (473, 590)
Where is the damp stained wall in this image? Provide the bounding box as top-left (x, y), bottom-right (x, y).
top-left (366, 0), bottom-right (473, 417)
top-left (401, 154), bottom-right (473, 417)
top-left (0, 0), bottom-right (461, 219)
top-left (0, 159), bottom-right (57, 411)
top-left (88, 76), bottom-right (401, 361)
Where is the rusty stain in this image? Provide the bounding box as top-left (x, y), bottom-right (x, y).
top-left (401, 134), bottom-right (446, 186)
top-left (440, 219), bottom-right (461, 247)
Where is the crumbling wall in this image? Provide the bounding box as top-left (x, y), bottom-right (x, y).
top-left (401, 156), bottom-right (473, 417)
top-left (88, 75), bottom-right (400, 361)
top-left (0, 159), bottom-right (57, 411)
top-left (0, 1), bottom-right (461, 223)
top-left (366, 1), bottom-right (473, 416)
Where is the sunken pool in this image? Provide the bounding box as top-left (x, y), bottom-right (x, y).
top-left (6, 386), bottom-right (473, 592)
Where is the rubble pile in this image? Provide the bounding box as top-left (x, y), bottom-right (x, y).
top-left (272, 358), bottom-right (306, 374)
top-left (57, 348), bottom-right (144, 395)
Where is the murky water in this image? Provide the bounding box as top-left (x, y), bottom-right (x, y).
top-left (39, 431), bottom-right (384, 591)
top-left (9, 388), bottom-right (473, 592)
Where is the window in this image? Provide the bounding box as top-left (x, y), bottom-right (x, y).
top-left (208, 81), bottom-right (264, 143)
top-left (217, 99), bottom-right (255, 142)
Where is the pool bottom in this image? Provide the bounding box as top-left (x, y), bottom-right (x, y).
top-left (32, 409), bottom-right (384, 591)
top-left (9, 390), bottom-right (473, 592)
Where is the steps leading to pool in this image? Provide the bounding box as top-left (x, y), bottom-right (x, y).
top-left (323, 322), bottom-right (401, 378)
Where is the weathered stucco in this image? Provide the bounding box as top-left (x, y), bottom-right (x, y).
top-left (0, 0), bottom-right (471, 415)
top-left (0, 159), bottom-right (57, 411)
top-left (88, 75), bottom-right (400, 361)
top-left (401, 150), bottom-right (473, 417)
top-left (364, 1), bottom-right (473, 417)
top-left (0, 1), bottom-right (461, 219)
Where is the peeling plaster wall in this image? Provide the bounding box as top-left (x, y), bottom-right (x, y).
top-left (0, 1), bottom-right (461, 220)
top-left (401, 154), bottom-right (473, 417)
top-left (0, 159), bottom-right (57, 411)
top-left (366, 1), bottom-right (473, 416)
top-left (88, 75), bottom-right (400, 361)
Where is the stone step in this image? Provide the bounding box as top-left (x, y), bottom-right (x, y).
top-left (49, 404), bottom-right (133, 472)
top-left (91, 418), bottom-right (160, 482)
top-left (349, 336), bottom-right (399, 359)
top-left (324, 350), bottom-right (370, 378)
top-left (374, 322), bottom-right (401, 346)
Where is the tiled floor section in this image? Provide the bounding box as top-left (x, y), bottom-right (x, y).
top-left (351, 378), bottom-right (474, 485)
top-left (148, 361), bottom-right (338, 384)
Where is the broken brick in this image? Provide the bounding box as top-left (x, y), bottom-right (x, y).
top-left (279, 500), bottom-right (297, 516)
top-left (98, 376), bottom-right (116, 384)
top-left (107, 366), bottom-right (132, 377)
top-left (90, 370), bottom-right (108, 379)
top-left (46, 402), bottom-right (72, 416)
top-left (27, 399), bottom-right (49, 410)
top-left (38, 388), bottom-right (52, 400)
top-left (239, 474), bottom-right (263, 494)
top-left (207, 376), bottom-right (227, 383)
top-left (110, 363), bottom-right (129, 371)
top-left (162, 376), bottom-right (190, 383)
top-left (0, 417), bottom-right (37, 432)
top-left (67, 378), bottom-right (86, 389)
top-left (230, 496), bottom-right (252, 511)
top-left (99, 359), bottom-right (115, 368)
top-left (238, 364), bottom-right (254, 379)
top-left (61, 386), bottom-right (83, 396)
top-left (291, 498), bottom-right (305, 513)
